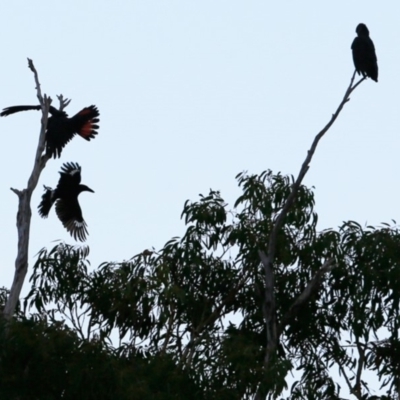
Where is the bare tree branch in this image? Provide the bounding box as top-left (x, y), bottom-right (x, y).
top-left (3, 59), bottom-right (51, 319)
top-left (255, 71), bottom-right (365, 399)
top-left (338, 361), bottom-right (357, 400)
top-left (278, 258), bottom-right (335, 336)
top-left (57, 94), bottom-right (71, 111)
top-left (28, 58), bottom-right (44, 104)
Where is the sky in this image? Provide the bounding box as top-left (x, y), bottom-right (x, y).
top-left (0, 0), bottom-right (398, 368)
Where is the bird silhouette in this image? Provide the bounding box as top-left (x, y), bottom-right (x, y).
top-left (351, 23), bottom-right (378, 82)
top-left (38, 162), bottom-right (94, 241)
top-left (1, 104), bottom-right (100, 158)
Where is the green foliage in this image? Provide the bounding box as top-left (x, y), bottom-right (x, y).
top-left (0, 318), bottom-right (201, 400)
top-left (3, 170), bottom-right (400, 399)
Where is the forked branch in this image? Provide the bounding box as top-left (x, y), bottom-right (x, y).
top-left (256, 71), bottom-right (366, 395)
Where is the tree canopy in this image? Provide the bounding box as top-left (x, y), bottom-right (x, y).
top-left (1, 169), bottom-right (399, 399)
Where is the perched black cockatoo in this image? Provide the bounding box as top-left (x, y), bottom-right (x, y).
top-left (38, 162), bottom-right (94, 241)
top-left (351, 23), bottom-right (378, 82)
top-left (1, 104), bottom-right (100, 158)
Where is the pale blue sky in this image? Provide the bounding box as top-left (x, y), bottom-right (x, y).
top-left (0, 1), bottom-right (397, 306)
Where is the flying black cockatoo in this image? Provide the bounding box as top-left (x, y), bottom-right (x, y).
top-left (0, 104), bottom-right (100, 158)
top-left (351, 23), bottom-right (378, 82)
top-left (38, 162), bottom-right (94, 241)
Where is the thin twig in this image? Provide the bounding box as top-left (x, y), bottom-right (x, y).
top-left (57, 94), bottom-right (71, 111)
top-left (338, 361), bottom-right (355, 398)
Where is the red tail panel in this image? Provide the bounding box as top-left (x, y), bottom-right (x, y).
top-left (79, 122), bottom-right (95, 138)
